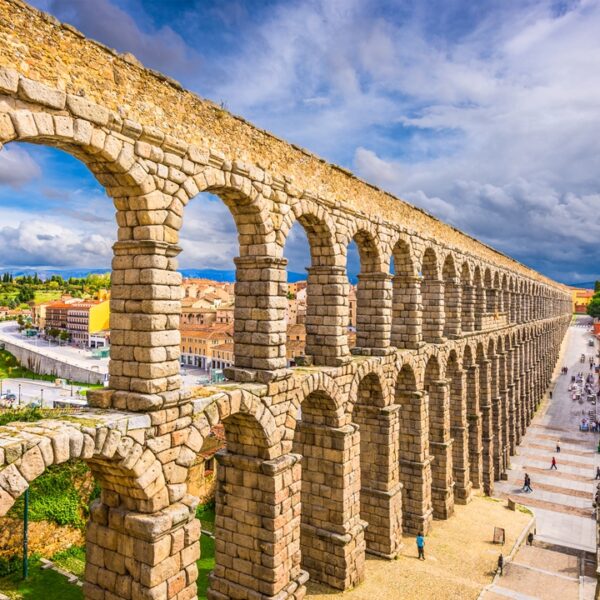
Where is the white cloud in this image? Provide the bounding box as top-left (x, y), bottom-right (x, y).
top-left (15, 0), bottom-right (600, 283)
top-left (0, 147), bottom-right (42, 188)
top-left (0, 219), bottom-right (113, 268)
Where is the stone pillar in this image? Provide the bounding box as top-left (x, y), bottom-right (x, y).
top-left (84, 496), bottom-right (199, 600)
top-left (209, 452), bottom-right (307, 599)
top-left (429, 380), bottom-right (455, 519)
top-left (443, 277), bottom-right (462, 338)
top-left (356, 405), bottom-right (403, 559)
top-left (399, 391), bottom-right (433, 535)
top-left (490, 356), bottom-right (504, 481)
top-left (450, 369), bottom-right (472, 504)
top-left (486, 287), bottom-right (497, 313)
top-left (108, 240), bottom-right (182, 406)
top-left (466, 365), bottom-right (483, 490)
top-left (354, 272), bottom-right (392, 354)
top-left (305, 266), bottom-right (350, 367)
top-left (230, 255), bottom-right (288, 381)
top-left (509, 291), bottom-right (517, 323)
top-left (461, 284), bottom-right (476, 333)
top-left (478, 359), bottom-right (494, 495)
top-left (294, 422), bottom-right (365, 590)
top-left (507, 383), bottom-right (517, 456)
top-left (474, 286), bottom-right (485, 330)
top-left (391, 275), bottom-right (423, 349)
top-left (421, 278), bottom-right (446, 343)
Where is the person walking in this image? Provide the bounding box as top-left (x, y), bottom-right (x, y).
top-left (497, 554), bottom-right (504, 576)
top-left (556, 441), bottom-right (561, 453)
top-left (551, 456), bottom-right (558, 470)
top-left (416, 533), bottom-right (425, 560)
top-left (523, 474), bottom-right (533, 493)
top-left (595, 466), bottom-right (600, 480)
top-left (527, 531), bottom-right (534, 546)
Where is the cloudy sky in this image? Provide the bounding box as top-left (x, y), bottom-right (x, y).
top-left (1, 0), bottom-right (598, 284)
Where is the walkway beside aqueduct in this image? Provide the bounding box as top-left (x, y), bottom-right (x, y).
top-left (0, 1), bottom-right (573, 599)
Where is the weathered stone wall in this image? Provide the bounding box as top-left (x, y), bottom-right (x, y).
top-left (0, 1), bottom-right (575, 599)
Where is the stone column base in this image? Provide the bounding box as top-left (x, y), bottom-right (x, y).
top-left (300, 520), bottom-right (367, 591)
top-left (208, 570), bottom-right (309, 600)
top-left (403, 507), bottom-right (434, 536)
top-left (361, 484), bottom-right (403, 559)
top-left (453, 469), bottom-right (473, 505)
top-left (432, 483), bottom-right (456, 519)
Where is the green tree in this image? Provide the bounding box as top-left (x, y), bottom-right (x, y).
top-left (587, 294), bottom-right (600, 319)
top-left (595, 281), bottom-right (600, 293)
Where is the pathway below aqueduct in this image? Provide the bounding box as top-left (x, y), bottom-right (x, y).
top-left (486, 315), bottom-right (599, 600)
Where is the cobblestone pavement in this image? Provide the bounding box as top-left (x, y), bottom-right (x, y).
top-left (484, 315), bottom-right (598, 599)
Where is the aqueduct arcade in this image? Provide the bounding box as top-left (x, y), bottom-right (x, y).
top-left (0, 1), bottom-right (572, 599)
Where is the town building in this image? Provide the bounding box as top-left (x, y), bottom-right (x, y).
top-left (180, 324), bottom-right (234, 370)
top-left (41, 297), bottom-right (110, 347)
top-left (571, 287), bottom-right (595, 314)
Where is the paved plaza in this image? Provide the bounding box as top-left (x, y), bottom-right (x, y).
top-left (484, 315), bottom-right (599, 599)
top-left (0, 320), bottom-right (109, 375)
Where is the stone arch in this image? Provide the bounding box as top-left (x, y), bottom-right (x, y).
top-left (484, 267), bottom-right (494, 313)
top-left (181, 164), bottom-right (275, 254)
top-left (346, 224), bottom-right (390, 351)
top-left (473, 265), bottom-right (485, 330)
top-left (462, 343), bottom-right (483, 490)
top-left (344, 221), bottom-right (385, 273)
top-left (278, 199), bottom-right (340, 264)
top-left (191, 389), bottom-right (280, 460)
top-left (394, 361), bottom-right (431, 534)
top-left (187, 390), bottom-right (300, 599)
top-left (347, 360), bottom-right (391, 416)
top-left (0, 89), bottom-right (187, 398)
top-left (460, 261), bottom-right (475, 333)
top-left (349, 366), bottom-right (402, 558)
top-left (445, 349), bottom-right (471, 503)
top-left (291, 371), bottom-right (346, 428)
top-left (281, 201), bottom-right (348, 366)
top-left (424, 353), bottom-right (454, 518)
top-left (420, 247), bottom-right (445, 343)
top-left (475, 339), bottom-right (494, 493)
top-left (291, 370), bottom-right (364, 588)
top-left (390, 235), bottom-right (421, 349)
top-left (442, 253), bottom-right (461, 338)
top-left (0, 419), bottom-right (168, 517)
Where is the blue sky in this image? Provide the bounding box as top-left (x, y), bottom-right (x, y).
top-left (1, 0), bottom-right (599, 284)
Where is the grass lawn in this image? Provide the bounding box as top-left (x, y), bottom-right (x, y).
top-left (51, 547), bottom-right (85, 579)
top-left (0, 350), bottom-right (55, 382)
top-left (198, 535), bottom-right (215, 600)
top-left (196, 502), bottom-right (216, 534)
top-left (0, 560), bottom-right (83, 600)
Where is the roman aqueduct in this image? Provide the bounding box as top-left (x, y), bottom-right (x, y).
top-left (0, 1), bottom-right (573, 599)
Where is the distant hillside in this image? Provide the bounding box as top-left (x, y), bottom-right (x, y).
top-left (0, 267), bottom-right (309, 283)
top-left (566, 281), bottom-right (596, 290)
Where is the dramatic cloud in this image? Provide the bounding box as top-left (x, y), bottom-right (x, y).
top-left (32, 0), bottom-right (202, 80)
top-left (0, 147), bottom-right (42, 188)
top-left (0, 219), bottom-right (114, 268)
top-left (11, 0), bottom-right (600, 283)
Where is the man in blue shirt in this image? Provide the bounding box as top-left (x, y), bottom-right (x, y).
top-left (416, 533), bottom-right (425, 560)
